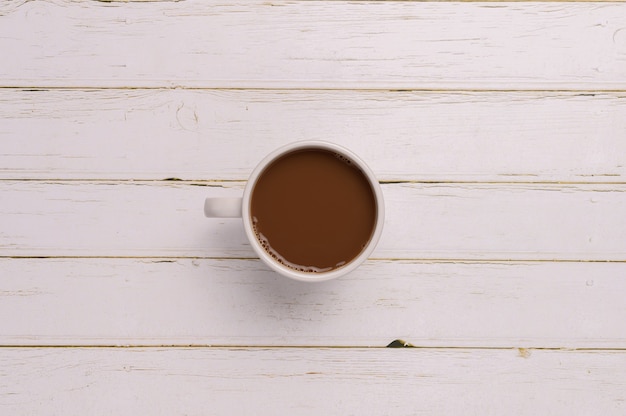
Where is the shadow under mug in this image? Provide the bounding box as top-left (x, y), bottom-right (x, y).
top-left (204, 141), bottom-right (385, 282)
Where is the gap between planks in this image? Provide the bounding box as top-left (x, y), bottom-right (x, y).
top-left (1, 345), bottom-right (626, 351)
top-left (2, 256), bottom-right (626, 263)
top-left (3, 179), bottom-right (626, 185)
top-left (2, 85), bottom-right (626, 92)
top-left (89, 0), bottom-right (626, 3)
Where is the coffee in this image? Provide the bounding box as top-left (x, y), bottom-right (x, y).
top-left (250, 148), bottom-right (377, 273)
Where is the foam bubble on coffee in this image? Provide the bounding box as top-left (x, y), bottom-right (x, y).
top-left (253, 218), bottom-right (333, 273)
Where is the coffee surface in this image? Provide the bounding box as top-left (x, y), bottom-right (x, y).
top-left (251, 149), bottom-right (377, 273)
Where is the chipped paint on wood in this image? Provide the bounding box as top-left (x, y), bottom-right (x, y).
top-left (1, 258), bottom-right (625, 348)
top-left (2, 182), bottom-right (625, 260)
top-left (1, 89), bottom-right (625, 182)
top-left (1, 348), bottom-right (626, 414)
top-left (1, 2), bottom-right (626, 88)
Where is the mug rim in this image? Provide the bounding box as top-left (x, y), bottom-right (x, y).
top-left (241, 140), bottom-right (385, 282)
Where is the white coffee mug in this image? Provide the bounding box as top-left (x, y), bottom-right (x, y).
top-left (204, 141), bottom-right (384, 282)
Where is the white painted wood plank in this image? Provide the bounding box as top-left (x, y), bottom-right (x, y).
top-left (1, 182), bottom-right (625, 260)
top-left (1, 2), bottom-right (625, 89)
top-left (1, 347), bottom-right (625, 415)
top-left (2, 89), bottom-right (625, 182)
top-left (1, 258), bottom-right (625, 348)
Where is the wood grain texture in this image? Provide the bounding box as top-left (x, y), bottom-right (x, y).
top-left (1, 181), bottom-right (625, 260)
top-left (2, 0), bottom-right (625, 412)
top-left (1, 1), bottom-right (625, 89)
top-left (2, 89), bottom-right (626, 182)
top-left (1, 258), bottom-right (625, 348)
top-left (1, 347), bottom-right (626, 415)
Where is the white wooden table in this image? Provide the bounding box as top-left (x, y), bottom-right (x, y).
top-left (2, 0), bottom-right (626, 413)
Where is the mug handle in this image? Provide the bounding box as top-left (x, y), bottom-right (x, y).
top-left (204, 197), bottom-right (243, 218)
